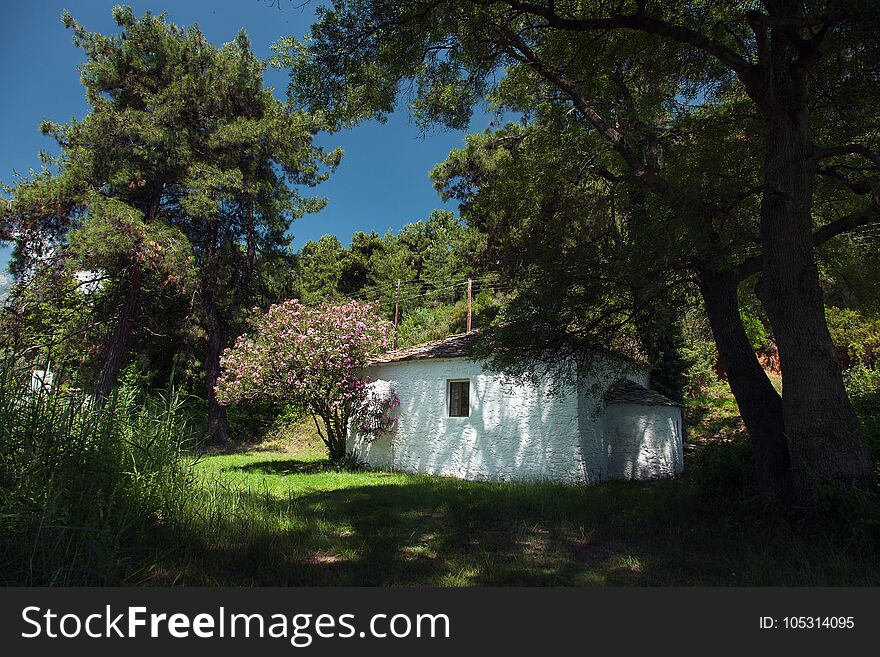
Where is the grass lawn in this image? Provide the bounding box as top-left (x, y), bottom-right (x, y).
top-left (144, 427), bottom-right (880, 586)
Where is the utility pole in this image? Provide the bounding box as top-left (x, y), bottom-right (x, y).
top-left (466, 277), bottom-right (472, 334)
top-left (393, 278), bottom-right (400, 349)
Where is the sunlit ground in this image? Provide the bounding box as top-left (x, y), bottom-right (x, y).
top-left (142, 406), bottom-right (880, 586)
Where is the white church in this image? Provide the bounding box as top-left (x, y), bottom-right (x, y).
top-left (347, 333), bottom-right (684, 485)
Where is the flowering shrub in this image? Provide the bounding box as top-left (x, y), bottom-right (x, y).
top-left (215, 299), bottom-right (391, 461)
top-left (353, 386), bottom-right (400, 440)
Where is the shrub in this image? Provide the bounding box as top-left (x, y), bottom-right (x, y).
top-left (811, 478), bottom-right (880, 550)
top-left (397, 290), bottom-right (500, 348)
top-left (843, 363), bottom-right (880, 463)
top-left (680, 336), bottom-right (722, 397)
top-left (688, 437), bottom-right (757, 506)
top-left (397, 302), bottom-right (471, 346)
top-left (216, 299), bottom-right (391, 462)
top-left (739, 307), bottom-right (769, 351)
top-left (826, 306), bottom-right (880, 366)
top-left (227, 399), bottom-right (290, 443)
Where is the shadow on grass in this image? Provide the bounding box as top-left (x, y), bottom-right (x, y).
top-left (686, 394), bottom-right (744, 443)
top-left (232, 459), bottom-right (336, 476)
top-left (149, 463), bottom-right (880, 587)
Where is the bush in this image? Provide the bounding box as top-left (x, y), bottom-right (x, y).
top-left (811, 478), bottom-right (880, 550)
top-left (397, 291), bottom-right (500, 348)
top-left (0, 358), bottom-right (199, 585)
top-left (680, 336), bottom-right (722, 397)
top-left (688, 437), bottom-right (757, 506)
top-left (397, 304), bottom-right (463, 346)
top-left (739, 307), bottom-right (769, 351)
top-left (843, 363), bottom-right (880, 464)
top-left (826, 306), bottom-right (880, 366)
top-left (227, 399), bottom-right (290, 443)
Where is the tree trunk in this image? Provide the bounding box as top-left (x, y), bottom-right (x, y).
top-left (200, 204), bottom-right (232, 447)
top-left (331, 409), bottom-right (348, 462)
top-left (327, 431), bottom-right (346, 463)
top-left (312, 405), bottom-right (349, 463)
top-left (95, 260), bottom-right (143, 399)
top-left (699, 266), bottom-right (791, 500)
top-left (201, 196), bottom-right (257, 447)
top-left (754, 28), bottom-right (876, 500)
top-left (203, 286), bottom-right (230, 446)
top-left (318, 415), bottom-right (347, 463)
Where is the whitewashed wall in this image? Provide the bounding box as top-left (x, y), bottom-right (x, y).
top-left (347, 356), bottom-right (682, 484)
top-left (602, 403), bottom-right (684, 480)
top-left (348, 358), bottom-right (584, 483)
top-left (576, 367), bottom-right (651, 484)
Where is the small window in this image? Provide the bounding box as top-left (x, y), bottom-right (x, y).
top-left (448, 380), bottom-right (470, 417)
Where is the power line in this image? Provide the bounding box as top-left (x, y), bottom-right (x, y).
top-left (347, 274), bottom-right (500, 301)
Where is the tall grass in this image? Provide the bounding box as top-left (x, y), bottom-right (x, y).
top-left (0, 358), bottom-right (199, 585)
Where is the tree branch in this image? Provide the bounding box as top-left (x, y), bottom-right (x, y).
top-left (491, 1), bottom-right (760, 83)
top-left (817, 166), bottom-right (879, 195)
top-left (811, 201), bottom-right (880, 246)
top-left (745, 10), bottom-right (771, 67)
top-left (814, 144), bottom-right (880, 168)
top-left (498, 26), bottom-right (665, 193)
top-left (736, 201), bottom-right (880, 280)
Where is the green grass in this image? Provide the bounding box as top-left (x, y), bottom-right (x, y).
top-left (142, 442), bottom-right (880, 586)
top-left (685, 388), bottom-right (746, 444)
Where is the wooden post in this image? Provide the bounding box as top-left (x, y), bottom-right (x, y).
top-left (393, 279), bottom-right (400, 349)
top-left (466, 277), bottom-right (472, 333)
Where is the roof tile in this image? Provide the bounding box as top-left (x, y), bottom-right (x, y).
top-left (369, 332), bottom-right (478, 365)
top-left (603, 378), bottom-right (680, 407)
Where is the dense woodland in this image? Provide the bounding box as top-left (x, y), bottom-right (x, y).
top-left (1, 2), bottom-right (880, 585)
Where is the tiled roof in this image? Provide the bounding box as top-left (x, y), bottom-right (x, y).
top-left (368, 332), bottom-right (479, 365)
top-left (603, 378), bottom-right (680, 407)
top-left (368, 333), bottom-right (652, 371)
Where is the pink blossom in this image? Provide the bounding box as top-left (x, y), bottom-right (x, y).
top-left (214, 299), bottom-right (392, 433)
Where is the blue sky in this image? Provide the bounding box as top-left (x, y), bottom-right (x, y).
top-left (0, 0), bottom-right (499, 274)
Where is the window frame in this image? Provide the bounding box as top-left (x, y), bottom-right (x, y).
top-left (447, 379), bottom-right (471, 418)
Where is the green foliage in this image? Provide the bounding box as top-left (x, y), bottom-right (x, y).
top-left (819, 231), bottom-right (880, 312)
top-left (688, 437), bottom-right (757, 507)
top-left (296, 210), bottom-right (488, 342)
top-left (827, 306), bottom-right (880, 366)
top-left (2, 7), bottom-right (340, 412)
top-left (0, 357), bottom-right (199, 585)
top-left (297, 235), bottom-right (348, 303)
top-left (844, 363), bottom-right (880, 462)
top-left (811, 478), bottom-right (880, 551)
top-left (634, 300), bottom-right (690, 402)
top-left (227, 400), bottom-right (294, 443)
top-left (397, 288), bottom-right (499, 347)
top-left (680, 339), bottom-right (722, 398)
top-left (739, 308), bottom-right (769, 352)
top-left (676, 298), bottom-right (726, 397)
top-left (397, 305), bottom-right (460, 346)
top-left (428, 115), bottom-right (708, 395)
